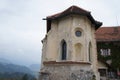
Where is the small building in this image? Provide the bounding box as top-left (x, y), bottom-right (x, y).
top-left (96, 26), bottom-right (120, 79)
top-left (40, 5), bottom-right (102, 80)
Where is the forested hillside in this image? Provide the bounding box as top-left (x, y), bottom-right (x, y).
top-left (0, 58), bottom-right (37, 80)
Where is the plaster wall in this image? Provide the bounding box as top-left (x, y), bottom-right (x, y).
top-left (41, 14), bottom-right (99, 79)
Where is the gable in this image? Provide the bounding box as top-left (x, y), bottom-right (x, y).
top-left (44, 5), bottom-right (102, 32)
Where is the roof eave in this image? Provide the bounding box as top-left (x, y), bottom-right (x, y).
top-left (95, 22), bottom-right (103, 30)
top-left (86, 13), bottom-right (102, 30)
top-left (46, 12), bottom-right (89, 20)
top-left (46, 13), bottom-right (102, 30)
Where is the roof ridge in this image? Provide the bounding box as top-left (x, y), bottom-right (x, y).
top-left (71, 5), bottom-right (90, 13)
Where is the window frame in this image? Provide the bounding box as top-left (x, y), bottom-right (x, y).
top-left (75, 30), bottom-right (82, 37)
top-left (61, 40), bottom-right (67, 60)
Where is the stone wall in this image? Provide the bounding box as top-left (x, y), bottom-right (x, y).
top-left (40, 62), bottom-right (96, 80)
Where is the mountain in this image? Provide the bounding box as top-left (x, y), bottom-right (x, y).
top-left (29, 64), bottom-right (40, 72)
top-left (0, 58), bottom-right (11, 64)
top-left (29, 64), bottom-right (40, 79)
top-left (0, 58), bottom-right (37, 80)
top-left (0, 58), bottom-right (33, 74)
top-left (0, 62), bottom-right (33, 74)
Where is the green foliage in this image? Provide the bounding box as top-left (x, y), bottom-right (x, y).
top-left (0, 72), bottom-right (37, 80)
top-left (22, 74), bottom-right (28, 80)
top-left (97, 41), bottom-right (120, 69)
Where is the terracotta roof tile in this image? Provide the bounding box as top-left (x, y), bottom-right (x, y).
top-left (47, 5), bottom-right (90, 20)
top-left (95, 26), bottom-right (120, 41)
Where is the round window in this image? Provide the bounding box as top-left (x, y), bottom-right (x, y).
top-left (75, 30), bottom-right (82, 37)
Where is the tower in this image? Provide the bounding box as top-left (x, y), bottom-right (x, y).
top-left (40, 6), bottom-right (102, 80)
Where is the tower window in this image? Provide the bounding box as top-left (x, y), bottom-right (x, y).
top-left (61, 40), bottom-right (67, 60)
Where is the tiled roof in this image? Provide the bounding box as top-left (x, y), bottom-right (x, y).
top-left (47, 5), bottom-right (90, 20)
top-left (45, 5), bottom-right (102, 32)
top-left (95, 26), bottom-right (120, 41)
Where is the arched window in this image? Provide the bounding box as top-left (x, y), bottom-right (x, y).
top-left (61, 40), bottom-right (67, 60)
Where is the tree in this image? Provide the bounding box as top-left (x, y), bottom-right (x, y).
top-left (22, 74), bottom-right (28, 80)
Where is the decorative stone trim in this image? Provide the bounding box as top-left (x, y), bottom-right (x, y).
top-left (43, 61), bottom-right (91, 65)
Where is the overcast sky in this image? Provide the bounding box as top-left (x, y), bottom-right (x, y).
top-left (0, 0), bottom-right (120, 66)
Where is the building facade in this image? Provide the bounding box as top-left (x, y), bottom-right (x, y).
top-left (96, 27), bottom-right (120, 79)
top-left (40, 6), bottom-right (102, 80)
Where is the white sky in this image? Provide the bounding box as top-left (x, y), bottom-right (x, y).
top-left (0, 0), bottom-right (120, 66)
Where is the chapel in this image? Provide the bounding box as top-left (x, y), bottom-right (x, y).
top-left (40, 5), bottom-right (102, 80)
